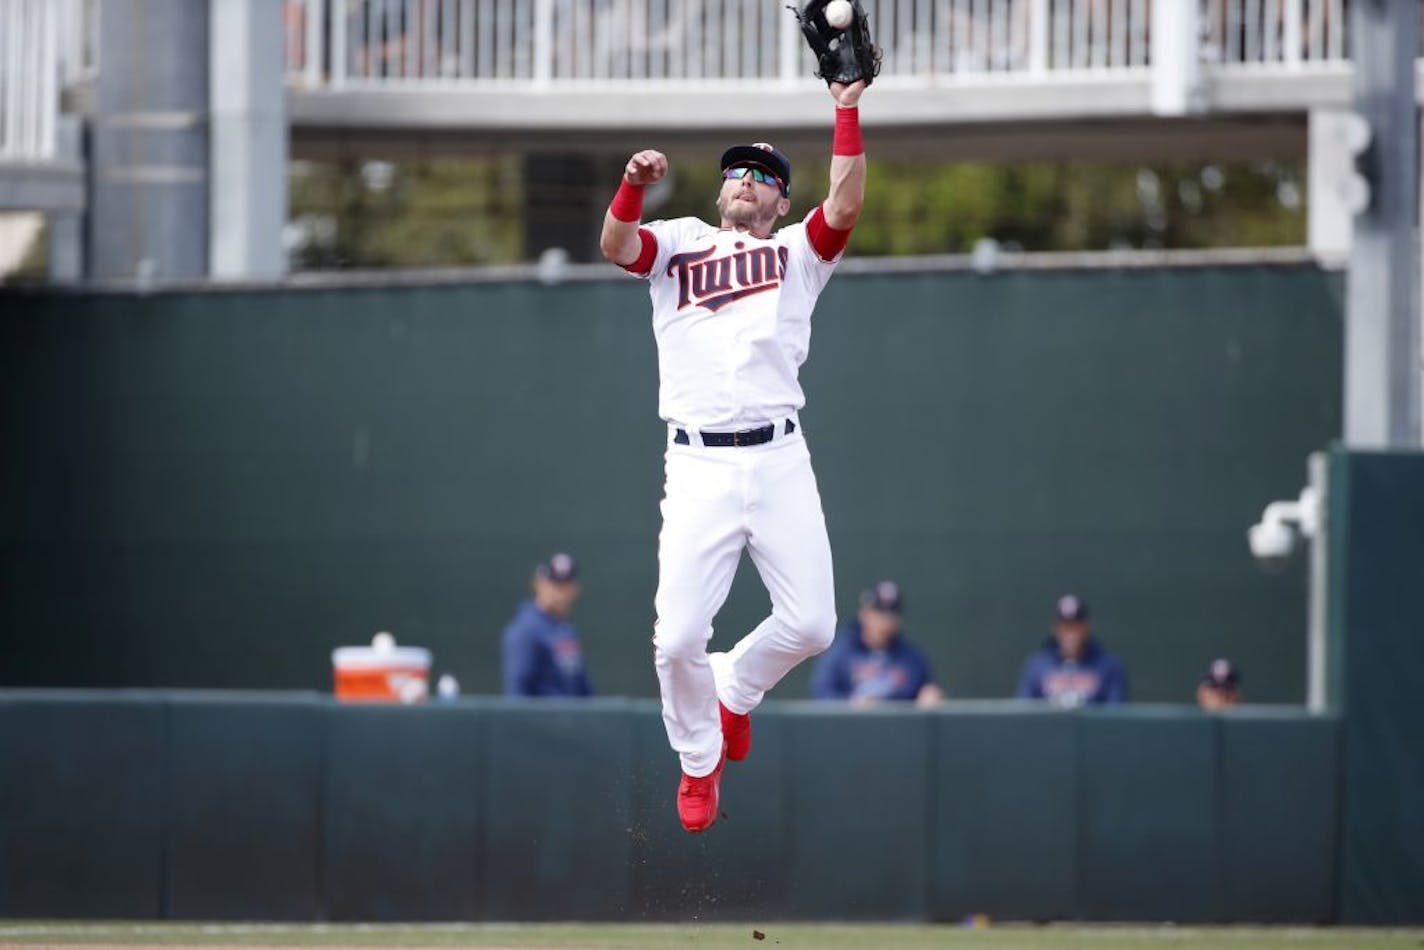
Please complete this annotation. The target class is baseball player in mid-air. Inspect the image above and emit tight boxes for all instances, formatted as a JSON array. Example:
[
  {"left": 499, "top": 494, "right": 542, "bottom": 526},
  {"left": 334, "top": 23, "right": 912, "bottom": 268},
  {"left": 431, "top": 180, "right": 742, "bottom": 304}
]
[{"left": 598, "top": 77, "right": 869, "bottom": 832}]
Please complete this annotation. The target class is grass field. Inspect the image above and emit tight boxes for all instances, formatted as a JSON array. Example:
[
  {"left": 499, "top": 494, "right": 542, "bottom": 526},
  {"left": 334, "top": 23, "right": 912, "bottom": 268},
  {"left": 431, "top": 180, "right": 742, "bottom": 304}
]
[{"left": 0, "top": 922, "right": 1420, "bottom": 950}]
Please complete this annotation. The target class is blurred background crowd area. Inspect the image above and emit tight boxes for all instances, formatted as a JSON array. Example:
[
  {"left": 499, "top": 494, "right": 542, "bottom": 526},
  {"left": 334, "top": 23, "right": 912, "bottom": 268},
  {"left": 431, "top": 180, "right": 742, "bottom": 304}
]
[{"left": 0, "top": 0, "right": 1356, "bottom": 281}]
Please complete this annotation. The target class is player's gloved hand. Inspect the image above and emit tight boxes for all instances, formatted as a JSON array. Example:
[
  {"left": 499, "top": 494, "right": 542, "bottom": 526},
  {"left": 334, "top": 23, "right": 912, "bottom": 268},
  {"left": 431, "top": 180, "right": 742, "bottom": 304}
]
[{"left": 790, "top": 0, "right": 882, "bottom": 88}]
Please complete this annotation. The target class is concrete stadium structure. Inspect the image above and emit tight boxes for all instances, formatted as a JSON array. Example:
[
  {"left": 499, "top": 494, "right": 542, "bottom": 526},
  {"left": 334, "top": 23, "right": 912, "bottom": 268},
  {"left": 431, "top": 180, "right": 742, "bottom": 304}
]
[{"left": 0, "top": 0, "right": 1414, "bottom": 279}]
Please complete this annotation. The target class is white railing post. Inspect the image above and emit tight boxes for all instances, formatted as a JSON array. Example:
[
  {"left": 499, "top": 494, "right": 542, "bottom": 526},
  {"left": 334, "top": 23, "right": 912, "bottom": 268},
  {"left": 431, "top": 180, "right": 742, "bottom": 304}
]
[
  {"left": 5, "top": 0, "right": 21, "bottom": 159},
  {"left": 779, "top": 1, "right": 800, "bottom": 85},
  {"left": 1284, "top": 0, "right": 1303, "bottom": 66},
  {"left": 1151, "top": 0, "right": 1200, "bottom": 114},
  {"left": 4, "top": 0, "right": 17, "bottom": 158},
  {"left": 1328, "top": 0, "right": 1344, "bottom": 59},
  {"left": 5, "top": 0, "right": 19, "bottom": 158},
  {"left": 330, "top": 0, "right": 347, "bottom": 86},
  {"left": 19, "top": 0, "right": 45, "bottom": 159},
  {"left": 38, "top": 0, "right": 56, "bottom": 158},
  {"left": 303, "top": 0, "right": 321, "bottom": 86},
  {"left": 533, "top": 0, "right": 553, "bottom": 87},
  {"left": 1130, "top": 0, "right": 1147, "bottom": 66},
  {"left": 1028, "top": 0, "right": 1049, "bottom": 72}
]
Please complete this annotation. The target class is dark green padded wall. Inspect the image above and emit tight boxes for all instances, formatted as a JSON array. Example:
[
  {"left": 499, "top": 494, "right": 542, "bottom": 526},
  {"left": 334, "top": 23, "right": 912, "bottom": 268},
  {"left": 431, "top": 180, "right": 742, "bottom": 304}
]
[
  {"left": 1075, "top": 712, "right": 1218, "bottom": 921},
  {"left": 1328, "top": 450, "right": 1424, "bottom": 924},
  {"left": 0, "top": 694, "right": 166, "bottom": 917},
  {"left": 323, "top": 702, "right": 487, "bottom": 919},
  {"left": 930, "top": 708, "right": 1076, "bottom": 921},
  {"left": 0, "top": 694, "right": 1341, "bottom": 923},
  {"left": 1219, "top": 712, "right": 1338, "bottom": 922},
  {"left": 808, "top": 266, "right": 1339, "bottom": 705},
  {"left": 165, "top": 693, "right": 325, "bottom": 919},
  {"left": 0, "top": 266, "right": 1340, "bottom": 701}
]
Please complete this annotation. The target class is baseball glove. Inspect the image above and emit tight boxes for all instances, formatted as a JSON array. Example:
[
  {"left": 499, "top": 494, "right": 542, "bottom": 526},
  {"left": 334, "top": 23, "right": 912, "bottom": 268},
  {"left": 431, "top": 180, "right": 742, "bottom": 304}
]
[{"left": 789, "top": 0, "right": 882, "bottom": 87}]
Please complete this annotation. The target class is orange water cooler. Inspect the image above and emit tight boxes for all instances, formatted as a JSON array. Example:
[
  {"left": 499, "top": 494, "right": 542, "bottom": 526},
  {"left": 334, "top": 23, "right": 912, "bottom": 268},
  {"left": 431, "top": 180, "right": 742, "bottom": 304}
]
[{"left": 332, "top": 634, "right": 431, "bottom": 702}]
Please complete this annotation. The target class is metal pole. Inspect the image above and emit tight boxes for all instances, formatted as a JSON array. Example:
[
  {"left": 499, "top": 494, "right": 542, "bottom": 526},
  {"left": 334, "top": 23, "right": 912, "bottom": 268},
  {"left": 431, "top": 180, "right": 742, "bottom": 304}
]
[
  {"left": 1306, "top": 451, "right": 1329, "bottom": 713},
  {"left": 1345, "top": 0, "right": 1421, "bottom": 447},
  {"left": 88, "top": 0, "right": 209, "bottom": 280},
  {"left": 210, "top": 0, "right": 287, "bottom": 280}
]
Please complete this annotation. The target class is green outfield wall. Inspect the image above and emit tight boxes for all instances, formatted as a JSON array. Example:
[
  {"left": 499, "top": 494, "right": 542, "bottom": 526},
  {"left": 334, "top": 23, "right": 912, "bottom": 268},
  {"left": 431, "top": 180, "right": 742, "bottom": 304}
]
[
  {"left": 1326, "top": 449, "right": 1424, "bottom": 925},
  {"left": 0, "top": 264, "right": 1340, "bottom": 701},
  {"left": 0, "top": 694, "right": 1339, "bottom": 923}
]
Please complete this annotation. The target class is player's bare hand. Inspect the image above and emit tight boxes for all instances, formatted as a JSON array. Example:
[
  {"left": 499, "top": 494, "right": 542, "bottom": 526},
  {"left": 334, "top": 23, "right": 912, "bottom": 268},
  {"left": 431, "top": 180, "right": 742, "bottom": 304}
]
[
  {"left": 625, "top": 150, "right": 668, "bottom": 186},
  {"left": 830, "top": 80, "right": 866, "bottom": 109}
]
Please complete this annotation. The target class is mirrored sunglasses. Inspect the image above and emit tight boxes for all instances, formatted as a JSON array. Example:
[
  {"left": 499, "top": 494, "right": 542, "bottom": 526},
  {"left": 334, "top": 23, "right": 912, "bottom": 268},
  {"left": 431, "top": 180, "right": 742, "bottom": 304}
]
[{"left": 723, "top": 166, "right": 783, "bottom": 190}]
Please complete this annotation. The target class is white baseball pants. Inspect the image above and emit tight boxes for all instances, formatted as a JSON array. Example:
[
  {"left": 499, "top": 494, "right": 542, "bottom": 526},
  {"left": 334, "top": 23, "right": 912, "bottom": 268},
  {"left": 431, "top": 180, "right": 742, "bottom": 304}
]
[{"left": 652, "top": 428, "right": 837, "bottom": 777}]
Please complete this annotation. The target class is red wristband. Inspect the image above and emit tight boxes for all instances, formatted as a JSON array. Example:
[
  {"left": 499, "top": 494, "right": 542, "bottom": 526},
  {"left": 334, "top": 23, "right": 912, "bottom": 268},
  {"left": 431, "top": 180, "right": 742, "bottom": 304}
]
[
  {"left": 609, "top": 179, "right": 645, "bottom": 223},
  {"left": 833, "top": 106, "right": 863, "bottom": 156}
]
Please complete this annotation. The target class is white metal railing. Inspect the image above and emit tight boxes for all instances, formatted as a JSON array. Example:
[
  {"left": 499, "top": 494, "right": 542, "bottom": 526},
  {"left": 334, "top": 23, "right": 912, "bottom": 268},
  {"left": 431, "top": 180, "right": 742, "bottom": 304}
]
[
  {"left": 283, "top": 0, "right": 1363, "bottom": 88},
  {"left": 1, "top": 0, "right": 59, "bottom": 161},
  {"left": 1200, "top": 0, "right": 1347, "bottom": 67}
]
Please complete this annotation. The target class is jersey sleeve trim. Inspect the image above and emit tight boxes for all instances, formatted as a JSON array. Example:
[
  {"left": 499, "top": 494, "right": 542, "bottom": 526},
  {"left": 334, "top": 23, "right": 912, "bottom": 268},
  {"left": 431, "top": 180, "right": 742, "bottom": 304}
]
[
  {"left": 806, "top": 203, "right": 852, "bottom": 262},
  {"left": 620, "top": 227, "right": 659, "bottom": 276}
]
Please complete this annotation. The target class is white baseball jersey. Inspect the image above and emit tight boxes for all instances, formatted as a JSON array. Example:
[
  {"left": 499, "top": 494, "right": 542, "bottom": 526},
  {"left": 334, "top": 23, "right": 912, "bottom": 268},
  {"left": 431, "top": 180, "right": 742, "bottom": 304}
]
[
  {"left": 633, "top": 211, "right": 839, "bottom": 430},
  {"left": 629, "top": 208, "right": 844, "bottom": 780}
]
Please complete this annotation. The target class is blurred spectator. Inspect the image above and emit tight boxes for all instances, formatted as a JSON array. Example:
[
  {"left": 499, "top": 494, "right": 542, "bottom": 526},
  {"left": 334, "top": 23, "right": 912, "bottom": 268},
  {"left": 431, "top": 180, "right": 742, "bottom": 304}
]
[
  {"left": 1015, "top": 594, "right": 1128, "bottom": 707},
  {"left": 501, "top": 552, "right": 594, "bottom": 697},
  {"left": 1196, "top": 657, "right": 1241, "bottom": 710},
  {"left": 811, "top": 580, "right": 944, "bottom": 707}
]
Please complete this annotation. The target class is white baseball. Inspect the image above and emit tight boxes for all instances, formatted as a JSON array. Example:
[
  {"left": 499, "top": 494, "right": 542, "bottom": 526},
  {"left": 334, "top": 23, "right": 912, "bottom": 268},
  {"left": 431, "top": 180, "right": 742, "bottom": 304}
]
[{"left": 825, "top": 0, "right": 853, "bottom": 29}]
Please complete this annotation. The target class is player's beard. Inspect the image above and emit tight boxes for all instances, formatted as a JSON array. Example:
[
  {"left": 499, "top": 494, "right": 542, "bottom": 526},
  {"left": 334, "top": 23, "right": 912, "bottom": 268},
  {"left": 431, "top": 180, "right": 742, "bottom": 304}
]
[{"left": 717, "top": 192, "right": 777, "bottom": 234}]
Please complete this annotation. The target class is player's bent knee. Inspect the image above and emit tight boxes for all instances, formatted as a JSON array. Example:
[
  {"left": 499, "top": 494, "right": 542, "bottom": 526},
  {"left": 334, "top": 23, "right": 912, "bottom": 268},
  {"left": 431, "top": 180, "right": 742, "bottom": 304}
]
[
  {"left": 797, "top": 609, "right": 837, "bottom": 655},
  {"left": 653, "top": 620, "right": 712, "bottom": 662}
]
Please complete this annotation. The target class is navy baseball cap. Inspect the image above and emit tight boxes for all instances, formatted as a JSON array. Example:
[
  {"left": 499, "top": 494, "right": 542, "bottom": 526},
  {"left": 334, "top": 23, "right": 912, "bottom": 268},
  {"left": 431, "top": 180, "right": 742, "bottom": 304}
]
[
  {"left": 536, "top": 552, "right": 579, "bottom": 583},
  {"left": 1201, "top": 657, "right": 1240, "bottom": 690},
  {"left": 1054, "top": 594, "right": 1090, "bottom": 622},
  {"left": 720, "top": 142, "right": 792, "bottom": 197},
  {"left": 859, "top": 580, "right": 903, "bottom": 615}
]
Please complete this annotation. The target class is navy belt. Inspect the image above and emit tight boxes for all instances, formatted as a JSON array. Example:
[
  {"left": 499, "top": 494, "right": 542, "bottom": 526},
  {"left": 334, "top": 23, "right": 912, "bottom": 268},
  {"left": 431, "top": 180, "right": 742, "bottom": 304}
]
[{"left": 675, "top": 419, "right": 796, "bottom": 447}]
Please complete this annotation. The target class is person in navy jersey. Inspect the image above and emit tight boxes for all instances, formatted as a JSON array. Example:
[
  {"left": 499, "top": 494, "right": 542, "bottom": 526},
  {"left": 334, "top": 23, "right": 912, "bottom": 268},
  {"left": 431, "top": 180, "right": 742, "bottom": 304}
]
[
  {"left": 810, "top": 580, "right": 943, "bottom": 707},
  {"left": 501, "top": 552, "right": 594, "bottom": 698},
  {"left": 1015, "top": 594, "right": 1128, "bottom": 707}
]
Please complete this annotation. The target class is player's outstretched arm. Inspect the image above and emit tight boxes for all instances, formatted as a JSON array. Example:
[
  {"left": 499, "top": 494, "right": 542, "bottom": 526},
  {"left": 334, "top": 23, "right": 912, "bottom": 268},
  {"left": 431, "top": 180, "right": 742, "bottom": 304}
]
[
  {"left": 822, "top": 81, "right": 867, "bottom": 231},
  {"left": 599, "top": 149, "right": 668, "bottom": 267}
]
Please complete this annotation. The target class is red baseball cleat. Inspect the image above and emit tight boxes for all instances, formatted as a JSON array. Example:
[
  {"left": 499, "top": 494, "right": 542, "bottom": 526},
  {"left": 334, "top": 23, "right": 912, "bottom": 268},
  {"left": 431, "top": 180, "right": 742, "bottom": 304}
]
[
  {"left": 720, "top": 701, "right": 751, "bottom": 761},
  {"left": 677, "top": 755, "right": 724, "bottom": 833}
]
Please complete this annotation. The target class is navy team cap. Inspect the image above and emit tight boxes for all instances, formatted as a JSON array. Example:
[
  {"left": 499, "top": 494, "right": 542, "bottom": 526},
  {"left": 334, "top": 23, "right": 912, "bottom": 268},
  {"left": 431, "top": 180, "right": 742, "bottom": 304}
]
[
  {"left": 720, "top": 142, "right": 792, "bottom": 197},
  {"left": 1055, "top": 594, "right": 1090, "bottom": 622},
  {"left": 1201, "top": 657, "right": 1241, "bottom": 690},
  {"left": 860, "top": 580, "right": 903, "bottom": 615},
  {"left": 537, "top": 552, "right": 579, "bottom": 583}
]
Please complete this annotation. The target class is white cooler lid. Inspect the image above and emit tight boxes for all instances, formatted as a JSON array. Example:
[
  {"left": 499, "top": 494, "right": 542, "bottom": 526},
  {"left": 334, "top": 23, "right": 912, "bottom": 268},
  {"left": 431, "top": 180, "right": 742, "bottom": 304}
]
[{"left": 332, "top": 645, "right": 432, "bottom": 670}]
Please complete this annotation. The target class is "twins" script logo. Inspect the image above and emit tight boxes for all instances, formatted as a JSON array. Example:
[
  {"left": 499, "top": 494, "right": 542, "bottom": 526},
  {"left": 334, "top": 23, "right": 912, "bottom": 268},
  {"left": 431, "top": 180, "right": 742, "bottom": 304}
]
[{"left": 667, "top": 242, "right": 790, "bottom": 312}]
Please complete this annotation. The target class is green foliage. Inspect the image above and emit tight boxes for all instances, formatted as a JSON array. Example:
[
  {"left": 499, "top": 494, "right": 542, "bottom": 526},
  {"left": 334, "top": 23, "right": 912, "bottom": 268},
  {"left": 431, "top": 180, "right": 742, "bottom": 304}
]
[
  {"left": 850, "top": 160, "right": 1304, "bottom": 254},
  {"left": 288, "top": 157, "right": 525, "bottom": 269},
  {"left": 286, "top": 155, "right": 1305, "bottom": 269}
]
